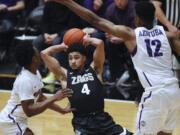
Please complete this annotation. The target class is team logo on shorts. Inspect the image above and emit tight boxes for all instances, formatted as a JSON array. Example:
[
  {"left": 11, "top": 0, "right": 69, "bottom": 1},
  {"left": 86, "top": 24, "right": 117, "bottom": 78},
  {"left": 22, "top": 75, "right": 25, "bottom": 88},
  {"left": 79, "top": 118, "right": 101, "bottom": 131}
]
[{"left": 140, "top": 120, "right": 146, "bottom": 127}]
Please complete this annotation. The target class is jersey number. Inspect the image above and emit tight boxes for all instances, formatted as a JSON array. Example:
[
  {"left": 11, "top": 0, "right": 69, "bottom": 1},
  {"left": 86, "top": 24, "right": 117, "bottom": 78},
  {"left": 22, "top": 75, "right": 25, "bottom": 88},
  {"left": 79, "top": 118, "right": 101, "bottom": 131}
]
[
  {"left": 144, "top": 39, "right": 163, "bottom": 57},
  {"left": 81, "top": 84, "right": 90, "bottom": 95}
]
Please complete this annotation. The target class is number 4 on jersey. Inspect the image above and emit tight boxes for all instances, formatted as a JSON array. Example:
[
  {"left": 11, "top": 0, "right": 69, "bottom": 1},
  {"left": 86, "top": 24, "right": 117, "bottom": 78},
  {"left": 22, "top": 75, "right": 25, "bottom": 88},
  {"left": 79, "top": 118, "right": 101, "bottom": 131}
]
[{"left": 81, "top": 84, "right": 90, "bottom": 95}]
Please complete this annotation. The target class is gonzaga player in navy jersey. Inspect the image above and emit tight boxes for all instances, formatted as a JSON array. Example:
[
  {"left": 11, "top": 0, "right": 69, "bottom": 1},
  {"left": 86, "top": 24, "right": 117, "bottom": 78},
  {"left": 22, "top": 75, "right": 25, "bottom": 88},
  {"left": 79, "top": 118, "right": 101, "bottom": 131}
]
[
  {"left": 52, "top": 0, "right": 180, "bottom": 135},
  {"left": 41, "top": 36, "right": 133, "bottom": 135},
  {"left": 67, "top": 66, "right": 104, "bottom": 115}
]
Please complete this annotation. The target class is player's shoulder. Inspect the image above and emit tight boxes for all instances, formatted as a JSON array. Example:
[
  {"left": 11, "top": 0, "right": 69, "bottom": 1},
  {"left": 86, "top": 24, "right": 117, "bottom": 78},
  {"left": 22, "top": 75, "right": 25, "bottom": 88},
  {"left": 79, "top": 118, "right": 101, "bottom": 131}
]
[{"left": 16, "top": 69, "right": 34, "bottom": 83}]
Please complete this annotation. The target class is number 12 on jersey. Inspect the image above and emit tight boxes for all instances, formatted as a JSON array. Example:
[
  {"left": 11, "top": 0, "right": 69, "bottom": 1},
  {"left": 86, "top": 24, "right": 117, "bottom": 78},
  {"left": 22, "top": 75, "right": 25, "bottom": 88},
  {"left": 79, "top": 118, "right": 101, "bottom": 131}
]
[{"left": 144, "top": 39, "right": 163, "bottom": 57}]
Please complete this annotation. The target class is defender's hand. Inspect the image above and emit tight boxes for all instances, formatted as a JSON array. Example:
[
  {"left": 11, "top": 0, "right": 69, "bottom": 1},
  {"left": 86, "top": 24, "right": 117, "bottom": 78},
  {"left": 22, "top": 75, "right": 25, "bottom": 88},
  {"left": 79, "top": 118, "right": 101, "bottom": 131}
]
[{"left": 54, "top": 88, "right": 73, "bottom": 101}]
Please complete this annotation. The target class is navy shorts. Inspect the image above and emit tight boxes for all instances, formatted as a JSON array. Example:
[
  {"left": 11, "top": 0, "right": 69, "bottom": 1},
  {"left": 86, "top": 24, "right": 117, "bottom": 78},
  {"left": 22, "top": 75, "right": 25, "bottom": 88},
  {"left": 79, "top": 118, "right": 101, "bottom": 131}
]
[{"left": 72, "top": 111, "right": 133, "bottom": 135}]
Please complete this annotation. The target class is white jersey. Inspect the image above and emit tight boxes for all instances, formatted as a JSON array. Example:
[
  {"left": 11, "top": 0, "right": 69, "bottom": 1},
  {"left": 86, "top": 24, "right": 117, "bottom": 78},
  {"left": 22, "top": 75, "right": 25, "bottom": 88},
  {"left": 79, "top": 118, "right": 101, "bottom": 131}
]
[
  {"left": 0, "top": 68, "right": 44, "bottom": 123},
  {"left": 132, "top": 25, "right": 178, "bottom": 89}
]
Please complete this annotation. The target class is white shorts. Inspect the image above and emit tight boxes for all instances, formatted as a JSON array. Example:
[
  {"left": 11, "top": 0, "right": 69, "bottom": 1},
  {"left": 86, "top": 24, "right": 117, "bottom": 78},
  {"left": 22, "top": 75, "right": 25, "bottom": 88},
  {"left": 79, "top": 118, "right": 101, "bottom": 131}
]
[
  {"left": 135, "top": 82, "right": 180, "bottom": 135},
  {"left": 0, "top": 120, "right": 27, "bottom": 135}
]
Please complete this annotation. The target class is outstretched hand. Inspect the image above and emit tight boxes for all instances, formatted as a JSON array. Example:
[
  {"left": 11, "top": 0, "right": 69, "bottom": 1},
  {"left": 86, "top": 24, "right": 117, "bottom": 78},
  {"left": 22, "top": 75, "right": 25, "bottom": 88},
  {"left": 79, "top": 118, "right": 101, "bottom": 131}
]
[{"left": 54, "top": 88, "right": 73, "bottom": 101}]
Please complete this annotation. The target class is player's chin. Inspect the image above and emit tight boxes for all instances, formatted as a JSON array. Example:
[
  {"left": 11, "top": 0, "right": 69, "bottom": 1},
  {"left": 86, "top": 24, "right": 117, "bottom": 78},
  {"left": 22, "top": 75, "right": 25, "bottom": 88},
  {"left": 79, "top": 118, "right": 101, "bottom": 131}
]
[{"left": 71, "top": 66, "right": 78, "bottom": 70}]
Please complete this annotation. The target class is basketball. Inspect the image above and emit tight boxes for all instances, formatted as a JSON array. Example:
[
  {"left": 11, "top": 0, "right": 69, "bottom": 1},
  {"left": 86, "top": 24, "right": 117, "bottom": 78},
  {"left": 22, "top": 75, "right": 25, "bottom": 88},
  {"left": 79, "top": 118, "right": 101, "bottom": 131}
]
[{"left": 63, "top": 28, "right": 85, "bottom": 46}]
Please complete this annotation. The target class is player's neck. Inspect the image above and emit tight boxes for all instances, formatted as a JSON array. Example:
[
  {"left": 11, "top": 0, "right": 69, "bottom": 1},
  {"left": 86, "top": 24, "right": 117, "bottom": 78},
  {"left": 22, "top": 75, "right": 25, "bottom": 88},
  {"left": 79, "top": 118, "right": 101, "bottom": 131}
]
[
  {"left": 137, "top": 19, "right": 153, "bottom": 29},
  {"left": 144, "top": 24, "right": 153, "bottom": 29},
  {"left": 26, "top": 65, "right": 37, "bottom": 75},
  {"left": 141, "top": 22, "right": 153, "bottom": 29}
]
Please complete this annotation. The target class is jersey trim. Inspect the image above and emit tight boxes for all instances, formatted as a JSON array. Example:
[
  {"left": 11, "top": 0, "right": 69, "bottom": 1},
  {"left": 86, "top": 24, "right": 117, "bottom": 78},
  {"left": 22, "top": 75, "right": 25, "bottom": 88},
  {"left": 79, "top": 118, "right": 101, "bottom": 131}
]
[
  {"left": 138, "top": 91, "right": 152, "bottom": 130},
  {"left": 8, "top": 114, "right": 23, "bottom": 135},
  {"left": 143, "top": 72, "right": 152, "bottom": 87},
  {"left": 7, "top": 104, "right": 23, "bottom": 134}
]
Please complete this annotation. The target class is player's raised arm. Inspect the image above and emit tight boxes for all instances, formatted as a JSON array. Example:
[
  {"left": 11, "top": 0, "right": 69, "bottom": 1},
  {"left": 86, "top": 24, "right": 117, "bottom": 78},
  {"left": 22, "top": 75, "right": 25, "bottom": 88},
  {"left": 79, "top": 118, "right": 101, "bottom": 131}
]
[
  {"left": 172, "top": 38, "right": 180, "bottom": 55},
  {"left": 166, "top": 31, "right": 180, "bottom": 55},
  {"left": 53, "top": 0, "right": 134, "bottom": 42},
  {"left": 41, "top": 43, "right": 68, "bottom": 81},
  {"left": 83, "top": 36, "right": 105, "bottom": 76}
]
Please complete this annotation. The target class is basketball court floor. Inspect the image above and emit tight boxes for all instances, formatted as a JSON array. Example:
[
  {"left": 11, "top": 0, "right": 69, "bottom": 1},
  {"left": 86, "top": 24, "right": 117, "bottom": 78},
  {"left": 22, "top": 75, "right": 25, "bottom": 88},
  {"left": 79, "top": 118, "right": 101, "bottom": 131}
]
[{"left": 0, "top": 90, "right": 180, "bottom": 135}]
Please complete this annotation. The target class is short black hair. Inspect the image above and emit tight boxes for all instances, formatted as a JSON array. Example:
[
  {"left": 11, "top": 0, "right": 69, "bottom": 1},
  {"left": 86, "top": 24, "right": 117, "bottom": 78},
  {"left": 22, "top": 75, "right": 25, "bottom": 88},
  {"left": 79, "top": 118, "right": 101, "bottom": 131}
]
[
  {"left": 15, "top": 42, "right": 35, "bottom": 67},
  {"left": 67, "top": 44, "right": 87, "bottom": 56},
  {"left": 135, "top": 1, "right": 155, "bottom": 23}
]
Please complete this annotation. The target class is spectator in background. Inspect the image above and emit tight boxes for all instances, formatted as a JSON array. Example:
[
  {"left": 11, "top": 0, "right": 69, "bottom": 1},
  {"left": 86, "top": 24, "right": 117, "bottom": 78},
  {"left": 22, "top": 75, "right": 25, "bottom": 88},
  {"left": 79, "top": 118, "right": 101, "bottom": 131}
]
[
  {"left": 105, "top": 0, "right": 137, "bottom": 82},
  {"left": 83, "top": 0, "right": 113, "bottom": 18},
  {"left": 0, "top": 0, "right": 25, "bottom": 32}
]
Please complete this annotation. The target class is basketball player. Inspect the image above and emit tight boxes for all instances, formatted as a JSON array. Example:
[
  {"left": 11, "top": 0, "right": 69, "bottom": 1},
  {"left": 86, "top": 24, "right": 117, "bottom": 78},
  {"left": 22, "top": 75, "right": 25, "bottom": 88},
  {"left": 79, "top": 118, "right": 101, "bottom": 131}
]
[
  {"left": 0, "top": 43, "right": 73, "bottom": 135},
  {"left": 51, "top": 0, "right": 180, "bottom": 135},
  {"left": 41, "top": 36, "right": 133, "bottom": 135}
]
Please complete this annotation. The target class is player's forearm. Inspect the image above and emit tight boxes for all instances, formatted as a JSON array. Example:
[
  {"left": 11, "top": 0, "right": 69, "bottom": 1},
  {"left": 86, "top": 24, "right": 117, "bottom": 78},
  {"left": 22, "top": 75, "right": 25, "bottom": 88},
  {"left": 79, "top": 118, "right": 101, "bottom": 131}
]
[
  {"left": 153, "top": 1, "right": 172, "bottom": 28},
  {"left": 41, "top": 44, "right": 64, "bottom": 68},
  {"left": 41, "top": 44, "right": 65, "bottom": 56},
  {"left": 48, "top": 103, "right": 66, "bottom": 114},
  {"left": 37, "top": 92, "right": 69, "bottom": 114},
  {"left": 172, "top": 38, "right": 180, "bottom": 55},
  {"left": 27, "top": 96, "right": 57, "bottom": 117},
  {"left": 41, "top": 45, "right": 67, "bottom": 78},
  {"left": 91, "top": 38, "right": 105, "bottom": 65},
  {"left": 89, "top": 38, "right": 105, "bottom": 74}
]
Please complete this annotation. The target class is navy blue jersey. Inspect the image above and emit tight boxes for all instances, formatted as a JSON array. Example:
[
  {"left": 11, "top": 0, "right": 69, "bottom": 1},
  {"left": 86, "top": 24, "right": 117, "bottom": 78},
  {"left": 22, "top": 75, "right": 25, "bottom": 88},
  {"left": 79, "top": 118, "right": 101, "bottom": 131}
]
[{"left": 67, "top": 67, "right": 104, "bottom": 115}]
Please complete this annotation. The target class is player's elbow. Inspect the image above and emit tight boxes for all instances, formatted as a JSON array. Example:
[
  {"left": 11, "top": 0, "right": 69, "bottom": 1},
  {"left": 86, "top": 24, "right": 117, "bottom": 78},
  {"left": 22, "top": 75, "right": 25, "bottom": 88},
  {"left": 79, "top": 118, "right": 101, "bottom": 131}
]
[
  {"left": 40, "top": 51, "right": 49, "bottom": 62},
  {"left": 25, "top": 111, "right": 34, "bottom": 117},
  {"left": 40, "top": 51, "right": 46, "bottom": 58},
  {"left": 25, "top": 110, "right": 43, "bottom": 117},
  {"left": 23, "top": 107, "right": 39, "bottom": 117}
]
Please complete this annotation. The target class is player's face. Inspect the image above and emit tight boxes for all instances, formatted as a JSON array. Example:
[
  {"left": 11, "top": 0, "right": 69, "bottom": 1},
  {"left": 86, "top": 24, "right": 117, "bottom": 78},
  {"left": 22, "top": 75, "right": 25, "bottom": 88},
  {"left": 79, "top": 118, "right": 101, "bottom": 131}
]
[
  {"left": 68, "top": 52, "right": 86, "bottom": 70},
  {"left": 114, "top": 0, "right": 128, "bottom": 9}
]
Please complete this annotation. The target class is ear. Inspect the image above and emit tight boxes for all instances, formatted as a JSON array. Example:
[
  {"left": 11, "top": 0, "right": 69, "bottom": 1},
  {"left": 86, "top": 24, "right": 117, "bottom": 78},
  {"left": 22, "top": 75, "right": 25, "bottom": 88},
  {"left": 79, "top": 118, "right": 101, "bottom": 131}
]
[
  {"left": 32, "top": 55, "right": 37, "bottom": 63},
  {"left": 83, "top": 56, "right": 87, "bottom": 63}
]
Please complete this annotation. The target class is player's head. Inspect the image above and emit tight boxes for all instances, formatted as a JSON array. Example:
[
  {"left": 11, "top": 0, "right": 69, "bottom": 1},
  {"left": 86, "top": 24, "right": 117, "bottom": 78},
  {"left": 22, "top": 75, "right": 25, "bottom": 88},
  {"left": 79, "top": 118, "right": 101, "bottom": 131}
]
[
  {"left": 15, "top": 42, "right": 41, "bottom": 68},
  {"left": 135, "top": 1, "right": 155, "bottom": 28},
  {"left": 67, "top": 44, "right": 87, "bottom": 70}
]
